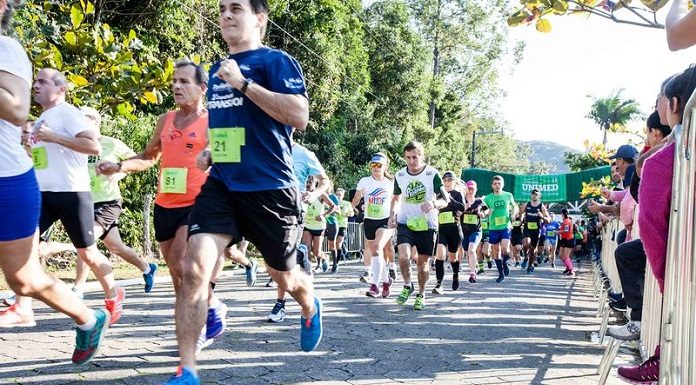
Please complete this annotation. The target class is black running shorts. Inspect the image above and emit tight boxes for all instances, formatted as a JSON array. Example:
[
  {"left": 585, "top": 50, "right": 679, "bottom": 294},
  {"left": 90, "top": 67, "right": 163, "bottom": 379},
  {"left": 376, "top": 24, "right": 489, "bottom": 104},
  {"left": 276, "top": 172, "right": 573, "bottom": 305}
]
[
  {"left": 154, "top": 204, "right": 192, "bottom": 242},
  {"left": 396, "top": 223, "right": 437, "bottom": 256},
  {"left": 437, "top": 224, "right": 463, "bottom": 253},
  {"left": 364, "top": 218, "right": 389, "bottom": 241},
  {"left": 559, "top": 238, "right": 575, "bottom": 249},
  {"left": 40, "top": 191, "right": 95, "bottom": 249},
  {"left": 188, "top": 177, "right": 302, "bottom": 272},
  {"left": 94, "top": 200, "right": 122, "bottom": 240},
  {"left": 524, "top": 230, "right": 541, "bottom": 249}
]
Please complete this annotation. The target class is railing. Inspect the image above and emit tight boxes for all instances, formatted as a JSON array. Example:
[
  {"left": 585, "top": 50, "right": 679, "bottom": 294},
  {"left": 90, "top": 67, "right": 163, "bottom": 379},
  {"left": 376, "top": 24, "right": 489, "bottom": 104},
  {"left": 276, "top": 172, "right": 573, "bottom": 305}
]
[
  {"left": 321, "top": 222, "right": 364, "bottom": 256},
  {"left": 659, "top": 90, "right": 696, "bottom": 384}
]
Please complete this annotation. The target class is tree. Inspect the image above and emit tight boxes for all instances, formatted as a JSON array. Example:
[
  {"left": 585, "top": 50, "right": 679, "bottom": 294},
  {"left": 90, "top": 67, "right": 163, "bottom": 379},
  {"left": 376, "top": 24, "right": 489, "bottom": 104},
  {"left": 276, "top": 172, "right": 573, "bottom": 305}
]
[
  {"left": 586, "top": 89, "right": 643, "bottom": 146},
  {"left": 564, "top": 140, "right": 612, "bottom": 171},
  {"left": 507, "top": 0, "right": 672, "bottom": 32}
]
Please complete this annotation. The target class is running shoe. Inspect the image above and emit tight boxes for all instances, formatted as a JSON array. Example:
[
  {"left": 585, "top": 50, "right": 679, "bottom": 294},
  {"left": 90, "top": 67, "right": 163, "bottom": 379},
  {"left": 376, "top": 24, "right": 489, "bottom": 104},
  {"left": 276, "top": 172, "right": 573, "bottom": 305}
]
[
  {"left": 359, "top": 271, "right": 370, "bottom": 283},
  {"left": 300, "top": 297, "right": 323, "bottom": 352},
  {"left": 265, "top": 277, "right": 276, "bottom": 287},
  {"left": 321, "top": 258, "right": 329, "bottom": 273},
  {"left": 144, "top": 263, "right": 158, "bottom": 293},
  {"left": 452, "top": 275, "right": 459, "bottom": 291},
  {"left": 608, "top": 291, "right": 624, "bottom": 303},
  {"left": 396, "top": 284, "right": 414, "bottom": 305},
  {"left": 469, "top": 273, "right": 477, "bottom": 283},
  {"left": 568, "top": 270, "right": 576, "bottom": 277},
  {"left": 195, "top": 326, "right": 214, "bottom": 356},
  {"left": 206, "top": 302, "right": 228, "bottom": 339},
  {"left": 514, "top": 261, "right": 520, "bottom": 268},
  {"left": 366, "top": 284, "right": 379, "bottom": 297},
  {"left": 486, "top": 258, "right": 492, "bottom": 269},
  {"left": 245, "top": 259, "right": 258, "bottom": 287},
  {"left": 432, "top": 285, "right": 444, "bottom": 295},
  {"left": 389, "top": 269, "right": 396, "bottom": 281},
  {"left": 104, "top": 287, "right": 125, "bottom": 325},
  {"left": 477, "top": 263, "right": 484, "bottom": 275},
  {"left": 502, "top": 257, "right": 510, "bottom": 276},
  {"left": 72, "top": 286, "right": 84, "bottom": 301},
  {"left": 298, "top": 244, "right": 312, "bottom": 276},
  {"left": 159, "top": 367, "right": 200, "bottom": 385},
  {"left": 267, "top": 301, "right": 286, "bottom": 323},
  {"left": 0, "top": 304, "right": 36, "bottom": 328},
  {"left": 2, "top": 294, "right": 16, "bottom": 307},
  {"left": 381, "top": 278, "right": 393, "bottom": 298},
  {"left": 617, "top": 353, "right": 659, "bottom": 384},
  {"left": 607, "top": 321, "right": 641, "bottom": 341},
  {"left": 521, "top": 259, "right": 528, "bottom": 269},
  {"left": 609, "top": 299, "right": 628, "bottom": 312},
  {"left": 496, "top": 275, "right": 505, "bottom": 283},
  {"left": 413, "top": 294, "right": 425, "bottom": 310},
  {"left": 551, "top": 262, "right": 556, "bottom": 268},
  {"left": 72, "top": 308, "right": 109, "bottom": 364},
  {"left": 526, "top": 266, "right": 534, "bottom": 275},
  {"left": 562, "top": 269, "right": 570, "bottom": 275}
]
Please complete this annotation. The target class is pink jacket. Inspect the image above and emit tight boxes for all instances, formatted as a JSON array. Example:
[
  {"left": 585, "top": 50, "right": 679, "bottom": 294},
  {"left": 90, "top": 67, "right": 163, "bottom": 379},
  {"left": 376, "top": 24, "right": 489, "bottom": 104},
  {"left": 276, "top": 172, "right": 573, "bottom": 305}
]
[
  {"left": 610, "top": 189, "right": 636, "bottom": 240},
  {"left": 638, "top": 141, "right": 675, "bottom": 293}
]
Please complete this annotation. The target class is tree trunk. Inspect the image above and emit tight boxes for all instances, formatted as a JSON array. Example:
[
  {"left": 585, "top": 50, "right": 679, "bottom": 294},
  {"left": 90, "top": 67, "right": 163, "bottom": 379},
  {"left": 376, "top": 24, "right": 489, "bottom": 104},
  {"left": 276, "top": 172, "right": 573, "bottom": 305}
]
[
  {"left": 428, "top": 0, "right": 443, "bottom": 131},
  {"left": 602, "top": 129, "right": 608, "bottom": 146},
  {"left": 142, "top": 193, "right": 153, "bottom": 261}
]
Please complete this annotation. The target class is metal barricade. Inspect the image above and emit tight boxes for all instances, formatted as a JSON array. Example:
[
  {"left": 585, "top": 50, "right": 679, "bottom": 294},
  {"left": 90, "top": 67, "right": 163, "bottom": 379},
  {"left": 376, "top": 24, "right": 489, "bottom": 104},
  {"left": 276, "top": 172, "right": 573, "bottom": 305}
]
[
  {"left": 660, "top": 94, "right": 696, "bottom": 385},
  {"left": 322, "top": 222, "right": 364, "bottom": 257}
]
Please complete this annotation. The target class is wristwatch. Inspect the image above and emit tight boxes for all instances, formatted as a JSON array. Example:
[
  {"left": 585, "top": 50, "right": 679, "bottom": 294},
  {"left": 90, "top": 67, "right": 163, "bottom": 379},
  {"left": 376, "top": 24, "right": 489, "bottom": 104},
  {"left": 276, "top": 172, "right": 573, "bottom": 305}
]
[{"left": 240, "top": 78, "right": 254, "bottom": 94}]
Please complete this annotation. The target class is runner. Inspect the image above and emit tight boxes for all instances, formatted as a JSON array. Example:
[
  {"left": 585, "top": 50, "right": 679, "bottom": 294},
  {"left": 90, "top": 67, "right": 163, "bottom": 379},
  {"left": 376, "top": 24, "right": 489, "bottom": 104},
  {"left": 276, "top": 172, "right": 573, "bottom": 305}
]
[
  {"left": 390, "top": 141, "right": 448, "bottom": 310},
  {"left": 573, "top": 220, "right": 584, "bottom": 263},
  {"left": 303, "top": 176, "right": 337, "bottom": 272},
  {"left": 71, "top": 106, "right": 157, "bottom": 295},
  {"left": 98, "top": 61, "right": 227, "bottom": 350},
  {"left": 511, "top": 208, "right": 524, "bottom": 268},
  {"left": 353, "top": 152, "right": 395, "bottom": 298},
  {"left": 483, "top": 176, "right": 517, "bottom": 283},
  {"left": 160, "top": 1, "right": 323, "bottom": 381},
  {"left": 557, "top": 208, "right": 576, "bottom": 277},
  {"left": 0, "top": 1, "right": 108, "bottom": 363},
  {"left": 7, "top": 68, "right": 126, "bottom": 328},
  {"left": 460, "top": 180, "right": 488, "bottom": 284},
  {"left": 476, "top": 216, "right": 491, "bottom": 274},
  {"left": 537, "top": 221, "right": 548, "bottom": 263},
  {"left": 544, "top": 215, "right": 561, "bottom": 268},
  {"left": 334, "top": 188, "right": 355, "bottom": 265},
  {"left": 324, "top": 186, "right": 341, "bottom": 273},
  {"left": 432, "top": 171, "right": 465, "bottom": 294},
  {"left": 521, "top": 189, "right": 550, "bottom": 274},
  {"left": 267, "top": 129, "right": 329, "bottom": 323}
]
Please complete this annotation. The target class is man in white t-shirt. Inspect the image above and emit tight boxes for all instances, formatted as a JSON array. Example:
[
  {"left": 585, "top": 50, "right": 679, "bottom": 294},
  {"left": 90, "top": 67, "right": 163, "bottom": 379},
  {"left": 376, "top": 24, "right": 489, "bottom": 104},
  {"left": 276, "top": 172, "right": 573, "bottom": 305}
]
[
  {"left": 7, "top": 68, "right": 125, "bottom": 327},
  {"left": 0, "top": 0, "right": 109, "bottom": 365}
]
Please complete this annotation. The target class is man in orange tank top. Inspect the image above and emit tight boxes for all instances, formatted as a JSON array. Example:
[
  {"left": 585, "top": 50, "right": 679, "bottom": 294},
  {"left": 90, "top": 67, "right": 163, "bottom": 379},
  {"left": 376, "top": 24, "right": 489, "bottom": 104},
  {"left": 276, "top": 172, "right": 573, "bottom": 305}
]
[{"left": 97, "top": 61, "right": 230, "bottom": 353}]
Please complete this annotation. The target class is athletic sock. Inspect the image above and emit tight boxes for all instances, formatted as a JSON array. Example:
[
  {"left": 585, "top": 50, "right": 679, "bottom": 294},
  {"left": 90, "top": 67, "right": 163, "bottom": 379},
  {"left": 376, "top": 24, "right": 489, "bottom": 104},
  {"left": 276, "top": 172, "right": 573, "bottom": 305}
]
[
  {"left": 502, "top": 254, "right": 510, "bottom": 265},
  {"left": 142, "top": 264, "right": 151, "bottom": 275},
  {"left": 331, "top": 250, "right": 338, "bottom": 270},
  {"left": 435, "top": 260, "right": 445, "bottom": 284},
  {"left": 76, "top": 309, "right": 97, "bottom": 331},
  {"left": 370, "top": 256, "right": 382, "bottom": 285},
  {"left": 451, "top": 261, "right": 460, "bottom": 277},
  {"left": 494, "top": 259, "right": 504, "bottom": 277}
]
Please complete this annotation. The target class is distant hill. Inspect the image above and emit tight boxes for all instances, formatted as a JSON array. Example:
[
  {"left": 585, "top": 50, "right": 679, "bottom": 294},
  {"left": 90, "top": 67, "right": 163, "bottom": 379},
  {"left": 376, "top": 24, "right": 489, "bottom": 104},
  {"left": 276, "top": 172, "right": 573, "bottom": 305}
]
[{"left": 520, "top": 140, "right": 579, "bottom": 173}]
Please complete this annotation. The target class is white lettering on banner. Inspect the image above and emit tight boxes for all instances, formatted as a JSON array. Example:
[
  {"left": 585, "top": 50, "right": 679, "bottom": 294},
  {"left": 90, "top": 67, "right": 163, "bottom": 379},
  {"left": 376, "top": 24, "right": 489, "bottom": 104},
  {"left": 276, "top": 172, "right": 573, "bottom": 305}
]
[
  {"left": 207, "top": 97, "right": 244, "bottom": 109},
  {"left": 521, "top": 183, "right": 559, "bottom": 192},
  {"left": 212, "top": 83, "right": 233, "bottom": 92}
]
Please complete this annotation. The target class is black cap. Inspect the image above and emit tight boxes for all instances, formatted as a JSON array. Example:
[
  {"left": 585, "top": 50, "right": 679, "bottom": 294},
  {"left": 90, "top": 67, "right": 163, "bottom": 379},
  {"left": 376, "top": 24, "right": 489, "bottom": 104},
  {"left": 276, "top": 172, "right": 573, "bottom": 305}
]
[
  {"left": 531, "top": 189, "right": 540, "bottom": 194},
  {"left": 442, "top": 171, "right": 455, "bottom": 179}
]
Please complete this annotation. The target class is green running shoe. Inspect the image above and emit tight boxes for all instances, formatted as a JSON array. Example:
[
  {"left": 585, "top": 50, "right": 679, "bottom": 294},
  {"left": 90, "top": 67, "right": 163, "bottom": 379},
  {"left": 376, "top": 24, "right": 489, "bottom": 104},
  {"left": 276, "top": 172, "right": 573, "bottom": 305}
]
[
  {"left": 396, "top": 285, "right": 414, "bottom": 305},
  {"left": 413, "top": 295, "right": 425, "bottom": 310}
]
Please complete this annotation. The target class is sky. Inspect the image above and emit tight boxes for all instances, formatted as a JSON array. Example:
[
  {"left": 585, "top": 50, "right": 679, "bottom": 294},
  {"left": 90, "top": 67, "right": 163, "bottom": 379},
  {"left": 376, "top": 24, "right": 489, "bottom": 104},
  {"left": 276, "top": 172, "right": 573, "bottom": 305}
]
[{"left": 500, "top": 8, "right": 696, "bottom": 151}]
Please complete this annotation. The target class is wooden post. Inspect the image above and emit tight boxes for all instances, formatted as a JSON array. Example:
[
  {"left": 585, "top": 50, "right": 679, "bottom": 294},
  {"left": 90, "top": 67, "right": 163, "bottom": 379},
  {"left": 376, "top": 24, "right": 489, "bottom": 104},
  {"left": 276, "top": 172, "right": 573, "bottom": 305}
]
[{"left": 143, "top": 193, "right": 153, "bottom": 261}]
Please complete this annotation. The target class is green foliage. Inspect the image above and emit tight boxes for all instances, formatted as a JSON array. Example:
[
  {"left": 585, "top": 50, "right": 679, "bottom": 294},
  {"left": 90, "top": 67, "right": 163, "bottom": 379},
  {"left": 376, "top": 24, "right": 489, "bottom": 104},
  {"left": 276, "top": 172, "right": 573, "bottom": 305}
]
[
  {"left": 14, "top": 0, "right": 174, "bottom": 119},
  {"left": 586, "top": 89, "right": 643, "bottom": 145},
  {"left": 507, "top": 0, "right": 669, "bottom": 31},
  {"left": 564, "top": 140, "right": 612, "bottom": 171}
]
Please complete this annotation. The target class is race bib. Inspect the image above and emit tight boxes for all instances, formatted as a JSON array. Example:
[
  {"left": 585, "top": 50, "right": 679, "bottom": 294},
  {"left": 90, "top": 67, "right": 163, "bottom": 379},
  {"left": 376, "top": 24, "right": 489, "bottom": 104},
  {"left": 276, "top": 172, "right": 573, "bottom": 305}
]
[
  {"left": 90, "top": 175, "right": 105, "bottom": 193},
  {"left": 494, "top": 216, "right": 507, "bottom": 226},
  {"left": 407, "top": 216, "right": 428, "bottom": 231},
  {"left": 32, "top": 147, "right": 48, "bottom": 170},
  {"left": 481, "top": 222, "right": 488, "bottom": 230},
  {"left": 210, "top": 127, "right": 245, "bottom": 163},
  {"left": 438, "top": 211, "right": 456, "bottom": 224},
  {"left": 512, "top": 220, "right": 521, "bottom": 227},
  {"left": 462, "top": 214, "right": 478, "bottom": 225},
  {"left": 546, "top": 231, "right": 556, "bottom": 237},
  {"left": 367, "top": 203, "right": 385, "bottom": 218},
  {"left": 161, "top": 168, "right": 188, "bottom": 194},
  {"left": 527, "top": 222, "right": 539, "bottom": 230}
]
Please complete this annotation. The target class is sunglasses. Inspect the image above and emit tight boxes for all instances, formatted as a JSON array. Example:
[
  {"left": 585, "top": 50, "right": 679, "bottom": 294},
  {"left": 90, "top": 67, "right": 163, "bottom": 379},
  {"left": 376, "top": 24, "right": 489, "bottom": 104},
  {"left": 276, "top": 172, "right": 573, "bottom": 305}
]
[{"left": 370, "top": 162, "right": 383, "bottom": 168}]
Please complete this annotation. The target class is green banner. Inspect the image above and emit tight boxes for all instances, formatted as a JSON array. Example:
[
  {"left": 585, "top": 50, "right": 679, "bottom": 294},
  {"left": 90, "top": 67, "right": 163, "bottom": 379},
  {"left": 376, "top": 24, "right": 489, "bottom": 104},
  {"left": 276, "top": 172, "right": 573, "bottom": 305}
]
[
  {"left": 514, "top": 174, "right": 566, "bottom": 202},
  {"left": 461, "top": 166, "right": 610, "bottom": 203}
]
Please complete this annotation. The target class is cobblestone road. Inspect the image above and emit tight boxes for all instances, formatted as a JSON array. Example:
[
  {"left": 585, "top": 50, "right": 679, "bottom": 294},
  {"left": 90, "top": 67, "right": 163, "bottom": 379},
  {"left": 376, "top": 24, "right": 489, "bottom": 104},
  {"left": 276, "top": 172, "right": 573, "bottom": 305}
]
[{"left": 0, "top": 260, "right": 636, "bottom": 384}]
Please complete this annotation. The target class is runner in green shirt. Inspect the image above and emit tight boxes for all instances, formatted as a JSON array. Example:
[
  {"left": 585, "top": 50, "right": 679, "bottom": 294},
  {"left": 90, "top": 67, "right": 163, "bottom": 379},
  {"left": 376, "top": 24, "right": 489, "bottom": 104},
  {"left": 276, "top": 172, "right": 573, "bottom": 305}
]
[
  {"left": 477, "top": 216, "right": 491, "bottom": 274},
  {"left": 334, "top": 188, "right": 355, "bottom": 265},
  {"left": 483, "top": 175, "right": 518, "bottom": 283}
]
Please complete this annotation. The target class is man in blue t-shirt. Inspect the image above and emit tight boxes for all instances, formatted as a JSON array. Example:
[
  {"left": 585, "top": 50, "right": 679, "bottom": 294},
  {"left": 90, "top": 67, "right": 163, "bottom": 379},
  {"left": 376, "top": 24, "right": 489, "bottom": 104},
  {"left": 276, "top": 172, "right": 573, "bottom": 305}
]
[{"left": 163, "top": 1, "right": 322, "bottom": 383}]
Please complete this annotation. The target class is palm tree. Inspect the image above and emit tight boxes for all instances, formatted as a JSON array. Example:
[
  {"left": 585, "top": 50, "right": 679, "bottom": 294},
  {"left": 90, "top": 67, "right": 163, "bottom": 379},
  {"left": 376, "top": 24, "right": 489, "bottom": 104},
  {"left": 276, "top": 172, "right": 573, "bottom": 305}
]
[{"left": 586, "top": 89, "right": 643, "bottom": 146}]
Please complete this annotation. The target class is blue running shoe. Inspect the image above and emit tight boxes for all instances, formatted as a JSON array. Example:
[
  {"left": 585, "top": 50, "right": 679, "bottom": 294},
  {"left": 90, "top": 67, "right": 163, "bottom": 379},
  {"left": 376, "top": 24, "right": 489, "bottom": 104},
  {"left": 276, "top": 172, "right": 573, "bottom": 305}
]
[
  {"left": 496, "top": 275, "right": 505, "bottom": 283},
  {"left": 297, "top": 244, "right": 312, "bottom": 276},
  {"left": 245, "top": 259, "right": 258, "bottom": 287},
  {"left": 300, "top": 297, "right": 323, "bottom": 352},
  {"left": 206, "top": 303, "right": 227, "bottom": 340},
  {"left": 72, "top": 308, "right": 110, "bottom": 364},
  {"left": 521, "top": 259, "right": 528, "bottom": 270},
  {"left": 159, "top": 367, "right": 200, "bottom": 385},
  {"left": 144, "top": 263, "right": 157, "bottom": 293}
]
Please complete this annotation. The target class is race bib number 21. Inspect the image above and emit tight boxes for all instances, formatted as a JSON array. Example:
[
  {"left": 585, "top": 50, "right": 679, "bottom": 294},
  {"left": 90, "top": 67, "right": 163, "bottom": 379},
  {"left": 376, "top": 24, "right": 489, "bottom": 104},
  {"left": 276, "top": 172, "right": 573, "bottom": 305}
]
[{"left": 211, "top": 127, "right": 245, "bottom": 163}]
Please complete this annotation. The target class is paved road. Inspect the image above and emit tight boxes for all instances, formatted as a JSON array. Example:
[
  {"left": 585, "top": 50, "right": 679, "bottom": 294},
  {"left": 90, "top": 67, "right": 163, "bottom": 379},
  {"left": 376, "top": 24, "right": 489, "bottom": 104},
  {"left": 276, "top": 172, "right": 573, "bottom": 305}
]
[{"left": 0, "top": 260, "right": 636, "bottom": 384}]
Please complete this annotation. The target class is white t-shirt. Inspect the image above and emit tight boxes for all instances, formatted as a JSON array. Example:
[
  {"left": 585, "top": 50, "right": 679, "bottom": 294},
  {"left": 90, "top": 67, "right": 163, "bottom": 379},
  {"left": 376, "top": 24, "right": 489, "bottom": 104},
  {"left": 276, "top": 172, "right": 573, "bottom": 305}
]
[
  {"left": 394, "top": 165, "right": 443, "bottom": 230},
  {"left": 0, "top": 37, "right": 33, "bottom": 178},
  {"left": 356, "top": 175, "right": 394, "bottom": 220},
  {"left": 31, "top": 103, "right": 92, "bottom": 192}
]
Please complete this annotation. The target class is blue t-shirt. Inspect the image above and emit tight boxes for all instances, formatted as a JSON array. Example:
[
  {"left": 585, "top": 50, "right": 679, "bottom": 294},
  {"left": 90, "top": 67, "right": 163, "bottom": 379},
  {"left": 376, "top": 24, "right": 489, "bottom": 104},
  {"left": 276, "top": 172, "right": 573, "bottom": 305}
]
[
  {"left": 325, "top": 193, "right": 340, "bottom": 225},
  {"left": 207, "top": 47, "right": 307, "bottom": 192},
  {"left": 292, "top": 143, "right": 324, "bottom": 192},
  {"left": 545, "top": 221, "right": 560, "bottom": 240}
]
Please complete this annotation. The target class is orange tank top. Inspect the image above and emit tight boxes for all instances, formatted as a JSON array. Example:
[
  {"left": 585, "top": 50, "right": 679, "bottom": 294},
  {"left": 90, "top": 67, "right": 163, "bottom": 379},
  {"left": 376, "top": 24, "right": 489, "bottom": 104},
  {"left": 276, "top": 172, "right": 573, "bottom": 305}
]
[{"left": 155, "top": 111, "right": 209, "bottom": 208}]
